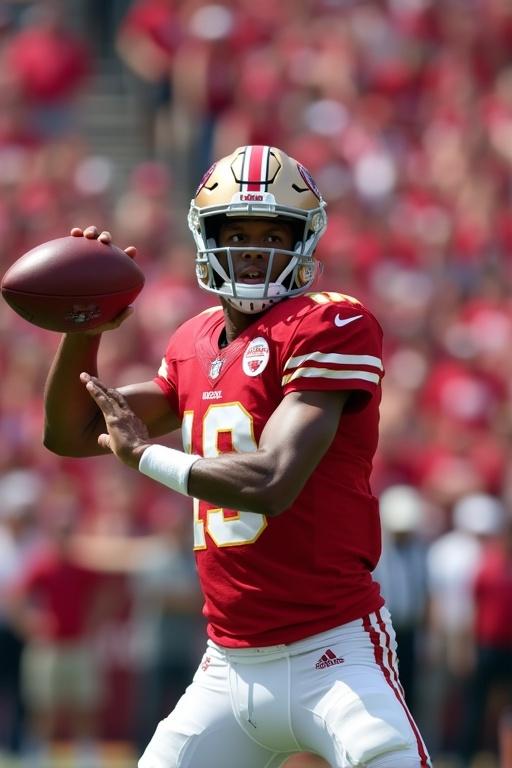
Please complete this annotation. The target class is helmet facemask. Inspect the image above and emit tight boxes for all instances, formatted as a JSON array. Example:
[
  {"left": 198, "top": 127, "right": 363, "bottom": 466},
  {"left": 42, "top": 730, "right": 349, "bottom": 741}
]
[{"left": 188, "top": 146, "right": 327, "bottom": 314}]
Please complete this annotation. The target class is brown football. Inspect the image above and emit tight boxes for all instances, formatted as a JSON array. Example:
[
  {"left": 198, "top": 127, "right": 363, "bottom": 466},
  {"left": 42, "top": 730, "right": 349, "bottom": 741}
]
[{"left": 1, "top": 236, "right": 145, "bottom": 332}]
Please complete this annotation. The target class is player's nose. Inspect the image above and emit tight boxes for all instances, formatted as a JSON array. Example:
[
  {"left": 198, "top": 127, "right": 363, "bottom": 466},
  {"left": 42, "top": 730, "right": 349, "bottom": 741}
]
[{"left": 240, "top": 247, "right": 266, "bottom": 260}]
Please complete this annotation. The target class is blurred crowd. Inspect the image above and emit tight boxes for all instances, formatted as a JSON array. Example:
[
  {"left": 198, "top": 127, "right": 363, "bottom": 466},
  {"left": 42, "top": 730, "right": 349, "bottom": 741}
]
[{"left": 1, "top": 0, "right": 512, "bottom": 766}]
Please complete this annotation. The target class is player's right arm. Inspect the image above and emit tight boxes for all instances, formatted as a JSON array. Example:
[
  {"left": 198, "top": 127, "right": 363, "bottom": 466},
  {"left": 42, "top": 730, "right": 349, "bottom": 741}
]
[
  {"left": 43, "top": 331, "right": 179, "bottom": 457},
  {"left": 43, "top": 227, "right": 180, "bottom": 457}
]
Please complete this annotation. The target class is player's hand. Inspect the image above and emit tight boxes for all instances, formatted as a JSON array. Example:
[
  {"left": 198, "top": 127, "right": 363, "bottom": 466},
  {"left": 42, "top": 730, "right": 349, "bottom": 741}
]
[
  {"left": 80, "top": 372, "right": 150, "bottom": 468},
  {"left": 70, "top": 225, "right": 137, "bottom": 260},
  {"left": 70, "top": 226, "right": 137, "bottom": 335},
  {"left": 81, "top": 305, "right": 134, "bottom": 336}
]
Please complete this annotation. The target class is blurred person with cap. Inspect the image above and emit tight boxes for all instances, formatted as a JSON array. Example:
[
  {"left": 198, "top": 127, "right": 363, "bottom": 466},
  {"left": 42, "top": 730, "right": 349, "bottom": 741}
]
[
  {"left": 425, "top": 492, "right": 505, "bottom": 759},
  {"left": 373, "top": 485, "right": 428, "bottom": 715},
  {"left": 0, "top": 469, "right": 44, "bottom": 759}
]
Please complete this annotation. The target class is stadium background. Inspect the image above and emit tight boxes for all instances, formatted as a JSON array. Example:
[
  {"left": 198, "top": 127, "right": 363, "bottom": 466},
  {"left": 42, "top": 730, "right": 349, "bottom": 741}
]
[{"left": 1, "top": 1, "right": 512, "bottom": 766}]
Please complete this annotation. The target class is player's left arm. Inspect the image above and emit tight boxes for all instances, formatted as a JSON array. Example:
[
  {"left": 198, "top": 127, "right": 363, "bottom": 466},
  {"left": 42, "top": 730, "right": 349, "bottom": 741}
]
[
  {"left": 81, "top": 374, "right": 349, "bottom": 517},
  {"left": 188, "top": 388, "right": 350, "bottom": 516}
]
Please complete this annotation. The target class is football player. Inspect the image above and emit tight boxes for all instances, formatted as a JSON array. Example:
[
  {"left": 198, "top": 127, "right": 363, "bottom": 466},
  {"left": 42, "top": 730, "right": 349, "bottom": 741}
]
[{"left": 44, "top": 146, "right": 431, "bottom": 768}]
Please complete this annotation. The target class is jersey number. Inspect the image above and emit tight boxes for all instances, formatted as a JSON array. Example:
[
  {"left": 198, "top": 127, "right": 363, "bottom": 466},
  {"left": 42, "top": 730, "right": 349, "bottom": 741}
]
[{"left": 182, "top": 404, "right": 268, "bottom": 549}]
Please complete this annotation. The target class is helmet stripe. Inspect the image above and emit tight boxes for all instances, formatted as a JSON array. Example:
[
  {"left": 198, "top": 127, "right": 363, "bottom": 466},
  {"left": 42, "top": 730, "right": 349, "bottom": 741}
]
[{"left": 241, "top": 145, "right": 270, "bottom": 192}]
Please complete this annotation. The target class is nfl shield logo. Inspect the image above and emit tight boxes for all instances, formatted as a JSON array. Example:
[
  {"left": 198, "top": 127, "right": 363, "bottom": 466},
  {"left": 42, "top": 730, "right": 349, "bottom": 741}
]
[{"left": 209, "top": 358, "right": 223, "bottom": 379}]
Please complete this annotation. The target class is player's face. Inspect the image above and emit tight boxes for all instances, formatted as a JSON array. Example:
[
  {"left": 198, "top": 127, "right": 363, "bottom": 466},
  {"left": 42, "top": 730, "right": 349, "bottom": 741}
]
[{"left": 217, "top": 218, "right": 295, "bottom": 283}]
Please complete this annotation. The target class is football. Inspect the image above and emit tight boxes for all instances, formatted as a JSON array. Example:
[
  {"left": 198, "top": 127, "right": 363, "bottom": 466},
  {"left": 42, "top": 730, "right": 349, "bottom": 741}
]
[{"left": 1, "top": 236, "right": 145, "bottom": 332}]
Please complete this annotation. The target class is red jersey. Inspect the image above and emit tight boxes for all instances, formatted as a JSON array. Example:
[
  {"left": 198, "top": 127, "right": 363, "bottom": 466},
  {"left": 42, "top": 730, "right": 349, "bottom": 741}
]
[
  {"left": 17, "top": 548, "right": 101, "bottom": 641},
  {"left": 473, "top": 543, "right": 512, "bottom": 648},
  {"left": 155, "top": 292, "right": 385, "bottom": 647}
]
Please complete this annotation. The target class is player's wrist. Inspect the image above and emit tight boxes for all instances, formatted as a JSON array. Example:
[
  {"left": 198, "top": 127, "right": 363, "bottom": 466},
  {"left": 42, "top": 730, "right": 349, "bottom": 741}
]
[
  {"left": 138, "top": 444, "right": 201, "bottom": 495},
  {"left": 132, "top": 443, "right": 151, "bottom": 467}
]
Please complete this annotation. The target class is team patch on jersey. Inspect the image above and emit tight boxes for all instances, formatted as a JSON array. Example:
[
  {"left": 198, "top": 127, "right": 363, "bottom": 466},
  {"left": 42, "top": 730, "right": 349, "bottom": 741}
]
[{"left": 243, "top": 337, "right": 270, "bottom": 377}]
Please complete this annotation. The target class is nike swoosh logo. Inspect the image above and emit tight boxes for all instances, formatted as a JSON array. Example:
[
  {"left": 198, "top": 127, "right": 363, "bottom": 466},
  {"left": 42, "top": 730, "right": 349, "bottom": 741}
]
[{"left": 334, "top": 313, "right": 363, "bottom": 328}]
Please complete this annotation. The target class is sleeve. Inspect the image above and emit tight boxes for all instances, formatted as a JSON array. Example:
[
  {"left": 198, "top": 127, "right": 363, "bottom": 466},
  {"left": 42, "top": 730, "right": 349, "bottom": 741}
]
[
  {"left": 280, "top": 301, "right": 384, "bottom": 409},
  {"left": 153, "top": 333, "right": 180, "bottom": 415}
]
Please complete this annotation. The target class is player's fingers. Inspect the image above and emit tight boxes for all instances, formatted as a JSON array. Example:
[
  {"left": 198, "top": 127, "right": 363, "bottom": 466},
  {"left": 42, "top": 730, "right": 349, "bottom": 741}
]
[
  {"left": 83, "top": 375, "right": 113, "bottom": 399},
  {"left": 82, "top": 374, "right": 128, "bottom": 411},
  {"left": 111, "top": 306, "right": 134, "bottom": 326},
  {"left": 124, "top": 246, "right": 137, "bottom": 260},
  {"left": 82, "top": 376, "right": 117, "bottom": 412},
  {"left": 101, "top": 383, "right": 129, "bottom": 409},
  {"left": 70, "top": 227, "right": 84, "bottom": 237},
  {"left": 80, "top": 371, "right": 103, "bottom": 388},
  {"left": 88, "top": 307, "right": 134, "bottom": 335},
  {"left": 84, "top": 378, "right": 110, "bottom": 408},
  {"left": 83, "top": 226, "right": 99, "bottom": 239},
  {"left": 82, "top": 306, "right": 134, "bottom": 337},
  {"left": 98, "top": 230, "right": 112, "bottom": 244},
  {"left": 97, "top": 433, "right": 111, "bottom": 451}
]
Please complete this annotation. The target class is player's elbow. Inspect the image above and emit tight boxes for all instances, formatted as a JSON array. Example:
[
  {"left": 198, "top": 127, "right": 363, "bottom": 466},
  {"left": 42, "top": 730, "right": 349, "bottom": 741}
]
[
  {"left": 43, "top": 428, "right": 93, "bottom": 458},
  {"left": 43, "top": 428, "right": 70, "bottom": 456},
  {"left": 43, "top": 433, "right": 79, "bottom": 457},
  {"left": 255, "top": 477, "right": 300, "bottom": 518}
]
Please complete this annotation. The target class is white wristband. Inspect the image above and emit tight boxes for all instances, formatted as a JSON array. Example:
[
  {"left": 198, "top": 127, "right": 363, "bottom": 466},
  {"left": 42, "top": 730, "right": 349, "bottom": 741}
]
[{"left": 138, "top": 444, "right": 200, "bottom": 496}]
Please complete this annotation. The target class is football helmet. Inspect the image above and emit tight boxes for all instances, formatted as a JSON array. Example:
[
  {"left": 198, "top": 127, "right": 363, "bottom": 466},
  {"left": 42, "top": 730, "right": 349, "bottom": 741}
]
[{"left": 188, "top": 145, "right": 327, "bottom": 313}]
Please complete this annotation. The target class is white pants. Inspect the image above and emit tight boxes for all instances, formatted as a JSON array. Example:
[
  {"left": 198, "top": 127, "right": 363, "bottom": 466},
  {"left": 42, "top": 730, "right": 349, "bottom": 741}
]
[{"left": 138, "top": 608, "right": 430, "bottom": 768}]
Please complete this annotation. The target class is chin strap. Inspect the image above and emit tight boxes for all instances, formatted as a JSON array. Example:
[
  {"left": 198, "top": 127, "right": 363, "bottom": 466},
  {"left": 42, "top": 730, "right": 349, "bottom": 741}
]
[{"left": 222, "top": 282, "right": 287, "bottom": 314}]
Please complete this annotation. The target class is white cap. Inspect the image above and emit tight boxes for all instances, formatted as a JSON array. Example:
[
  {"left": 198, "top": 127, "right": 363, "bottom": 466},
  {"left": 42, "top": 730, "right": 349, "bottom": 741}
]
[
  {"left": 0, "top": 469, "right": 43, "bottom": 518},
  {"left": 379, "top": 484, "right": 424, "bottom": 533},
  {"left": 453, "top": 493, "right": 505, "bottom": 535}
]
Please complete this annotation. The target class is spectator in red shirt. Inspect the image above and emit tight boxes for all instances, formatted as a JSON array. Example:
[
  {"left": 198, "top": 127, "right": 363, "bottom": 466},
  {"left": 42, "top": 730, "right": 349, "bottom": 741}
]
[
  {"left": 2, "top": 1, "right": 92, "bottom": 138},
  {"left": 9, "top": 505, "right": 113, "bottom": 768},
  {"left": 115, "top": 0, "right": 183, "bottom": 153},
  {"left": 459, "top": 509, "right": 512, "bottom": 766}
]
